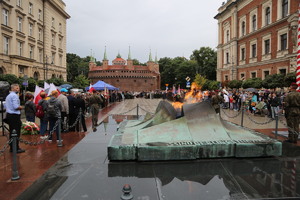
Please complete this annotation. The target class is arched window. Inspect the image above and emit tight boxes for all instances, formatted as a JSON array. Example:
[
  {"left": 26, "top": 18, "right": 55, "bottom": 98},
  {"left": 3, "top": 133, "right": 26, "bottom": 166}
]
[
  {"left": 252, "top": 15, "right": 256, "bottom": 31},
  {"left": 33, "top": 71, "right": 39, "bottom": 80},
  {"left": 241, "top": 21, "right": 245, "bottom": 36},
  {"left": 282, "top": 0, "right": 288, "bottom": 18},
  {"left": 59, "top": 74, "right": 63, "bottom": 80},
  {"left": 52, "top": 74, "right": 56, "bottom": 78},
  {"left": 265, "top": 7, "right": 270, "bottom": 25},
  {"left": 0, "top": 68, "right": 4, "bottom": 75},
  {"left": 226, "top": 30, "right": 229, "bottom": 42}
]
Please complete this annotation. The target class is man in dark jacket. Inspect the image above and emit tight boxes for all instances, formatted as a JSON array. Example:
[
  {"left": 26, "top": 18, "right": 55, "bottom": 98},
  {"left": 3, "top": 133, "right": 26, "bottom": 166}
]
[
  {"left": 75, "top": 94, "right": 87, "bottom": 132},
  {"left": 47, "top": 90, "right": 62, "bottom": 142},
  {"left": 89, "top": 90, "right": 103, "bottom": 132},
  {"left": 67, "top": 91, "right": 79, "bottom": 131}
]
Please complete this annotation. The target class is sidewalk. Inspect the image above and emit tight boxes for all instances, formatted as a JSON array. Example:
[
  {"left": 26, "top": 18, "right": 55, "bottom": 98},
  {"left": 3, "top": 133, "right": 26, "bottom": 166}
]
[{"left": 0, "top": 103, "right": 118, "bottom": 200}]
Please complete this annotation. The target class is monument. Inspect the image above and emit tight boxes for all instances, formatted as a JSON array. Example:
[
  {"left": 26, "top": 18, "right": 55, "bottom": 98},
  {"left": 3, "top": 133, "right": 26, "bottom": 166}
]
[{"left": 108, "top": 101, "right": 282, "bottom": 161}]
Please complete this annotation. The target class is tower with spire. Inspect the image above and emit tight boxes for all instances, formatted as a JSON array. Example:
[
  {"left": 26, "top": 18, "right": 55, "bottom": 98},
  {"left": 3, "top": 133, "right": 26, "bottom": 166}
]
[
  {"left": 147, "top": 49, "right": 159, "bottom": 73},
  {"left": 89, "top": 49, "right": 97, "bottom": 70},
  {"left": 102, "top": 46, "right": 109, "bottom": 70},
  {"left": 127, "top": 46, "right": 134, "bottom": 70}
]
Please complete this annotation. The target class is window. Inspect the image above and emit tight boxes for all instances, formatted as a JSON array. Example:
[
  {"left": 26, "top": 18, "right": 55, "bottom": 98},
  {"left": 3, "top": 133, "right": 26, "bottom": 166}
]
[
  {"left": 265, "top": 7, "right": 270, "bottom": 25},
  {"left": 252, "top": 44, "right": 256, "bottom": 58},
  {"left": 51, "top": 53, "right": 55, "bottom": 64},
  {"left": 52, "top": 17, "right": 55, "bottom": 27},
  {"left": 264, "top": 39, "right": 270, "bottom": 54},
  {"left": 226, "top": 30, "right": 229, "bottom": 42},
  {"left": 33, "top": 72, "right": 39, "bottom": 80},
  {"left": 38, "top": 28, "right": 42, "bottom": 40},
  {"left": 279, "top": 68, "right": 286, "bottom": 75},
  {"left": 3, "top": 36, "right": 9, "bottom": 55},
  {"left": 282, "top": 0, "right": 288, "bottom": 18},
  {"left": 226, "top": 52, "right": 229, "bottom": 64},
  {"left": 38, "top": 9, "right": 42, "bottom": 20},
  {"left": 241, "top": 48, "right": 245, "bottom": 60},
  {"left": 19, "top": 66, "right": 24, "bottom": 74},
  {"left": 39, "top": 49, "right": 43, "bottom": 62},
  {"left": 29, "top": 3, "right": 33, "bottom": 14},
  {"left": 17, "top": 17, "right": 22, "bottom": 32},
  {"left": 51, "top": 34, "right": 55, "bottom": 45},
  {"left": 3, "top": 9, "right": 9, "bottom": 26},
  {"left": 225, "top": 75, "right": 228, "bottom": 81},
  {"left": 18, "top": 41, "right": 23, "bottom": 56},
  {"left": 29, "top": 23, "right": 33, "bottom": 36},
  {"left": 17, "top": 0, "right": 22, "bottom": 7},
  {"left": 264, "top": 71, "right": 270, "bottom": 77},
  {"left": 59, "top": 55, "right": 62, "bottom": 66},
  {"left": 240, "top": 73, "right": 245, "bottom": 80},
  {"left": 241, "top": 21, "right": 245, "bottom": 36},
  {"left": 252, "top": 15, "right": 256, "bottom": 31},
  {"left": 251, "top": 72, "right": 256, "bottom": 78},
  {"left": 280, "top": 33, "right": 287, "bottom": 50},
  {"left": 59, "top": 37, "right": 62, "bottom": 48},
  {"left": 59, "top": 23, "right": 62, "bottom": 32},
  {"left": 29, "top": 45, "right": 34, "bottom": 59}
]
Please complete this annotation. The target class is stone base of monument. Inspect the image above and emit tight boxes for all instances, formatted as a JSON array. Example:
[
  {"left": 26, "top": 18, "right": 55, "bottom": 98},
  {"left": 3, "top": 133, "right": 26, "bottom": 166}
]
[{"left": 108, "top": 101, "right": 282, "bottom": 161}]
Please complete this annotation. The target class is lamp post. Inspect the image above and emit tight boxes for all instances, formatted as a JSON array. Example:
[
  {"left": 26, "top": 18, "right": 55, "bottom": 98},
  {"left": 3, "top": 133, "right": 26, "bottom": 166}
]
[{"left": 44, "top": 55, "right": 49, "bottom": 80}]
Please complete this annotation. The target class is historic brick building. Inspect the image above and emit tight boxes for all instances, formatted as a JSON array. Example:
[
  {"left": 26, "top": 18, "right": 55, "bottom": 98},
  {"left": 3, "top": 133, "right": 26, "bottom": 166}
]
[
  {"left": 214, "top": 0, "right": 299, "bottom": 82},
  {"left": 88, "top": 49, "right": 160, "bottom": 92},
  {"left": 0, "top": 0, "right": 70, "bottom": 80}
]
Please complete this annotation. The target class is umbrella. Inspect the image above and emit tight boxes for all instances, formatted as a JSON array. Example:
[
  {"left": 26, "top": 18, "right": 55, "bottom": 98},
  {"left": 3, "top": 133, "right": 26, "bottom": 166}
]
[
  {"left": 60, "top": 84, "right": 73, "bottom": 89},
  {"left": 244, "top": 88, "right": 257, "bottom": 92}
]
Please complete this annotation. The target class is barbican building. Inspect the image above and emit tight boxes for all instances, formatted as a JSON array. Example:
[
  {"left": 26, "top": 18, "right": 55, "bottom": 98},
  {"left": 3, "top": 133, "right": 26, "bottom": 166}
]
[{"left": 88, "top": 49, "right": 161, "bottom": 92}]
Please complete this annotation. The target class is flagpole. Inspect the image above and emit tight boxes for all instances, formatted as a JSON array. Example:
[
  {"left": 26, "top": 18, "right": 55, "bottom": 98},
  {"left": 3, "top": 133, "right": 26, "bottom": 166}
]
[{"left": 297, "top": 3, "right": 300, "bottom": 91}]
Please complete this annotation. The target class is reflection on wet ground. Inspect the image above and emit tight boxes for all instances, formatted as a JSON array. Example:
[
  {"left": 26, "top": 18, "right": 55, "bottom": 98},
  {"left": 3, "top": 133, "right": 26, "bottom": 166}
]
[{"left": 18, "top": 115, "right": 300, "bottom": 200}]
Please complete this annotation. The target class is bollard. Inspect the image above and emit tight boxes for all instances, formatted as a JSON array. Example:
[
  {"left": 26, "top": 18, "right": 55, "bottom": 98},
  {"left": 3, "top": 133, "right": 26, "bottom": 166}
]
[
  {"left": 78, "top": 108, "right": 82, "bottom": 132},
  {"left": 11, "top": 130, "right": 20, "bottom": 180},
  {"left": 275, "top": 113, "right": 278, "bottom": 139},
  {"left": 57, "top": 118, "right": 63, "bottom": 147},
  {"left": 241, "top": 105, "right": 245, "bottom": 127},
  {"left": 121, "top": 184, "right": 133, "bottom": 200},
  {"left": 136, "top": 104, "right": 139, "bottom": 120}
]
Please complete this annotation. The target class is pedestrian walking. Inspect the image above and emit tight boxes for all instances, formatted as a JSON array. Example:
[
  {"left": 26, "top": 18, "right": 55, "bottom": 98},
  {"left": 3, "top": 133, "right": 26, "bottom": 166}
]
[
  {"left": 5, "top": 83, "right": 25, "bottom": 153},
  {"left": 211, "top": 91, "right": 224, "bottom": 114},
  {"left": 57, "top": 88, "right": 69, "bottom": 132},
  {"left": 76, "top": 94, "right": 87, "bottom": 132},
  {"left": 38, "top": 92, "right": 49, "bottom": 138},
  {"left": 47, "top": 90, "right": 62, "bottom": 142},
  {"left": 284, "top": 83, "right": 300, "bottom": 143}
]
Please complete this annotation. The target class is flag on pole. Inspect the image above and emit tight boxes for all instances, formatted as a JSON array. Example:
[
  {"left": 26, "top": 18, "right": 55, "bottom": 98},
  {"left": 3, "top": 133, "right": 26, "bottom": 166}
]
[
  {"left": 47, "top": 83, "right": 57, "bottom": 96},
  {"left": 172, "top": 85, "right": 176, "bottom": 94},
  {"left": 33, "top": 85, "right": 44, "bottom": 104},
  {"left": 88, "top": 84, "right": 95, "bottom": 93},
  {"left": 297, "top": 3, "right": 300, "bottom": 91},
  {"left": 44, "top": 82, "right": 50, "bottom": 90}
]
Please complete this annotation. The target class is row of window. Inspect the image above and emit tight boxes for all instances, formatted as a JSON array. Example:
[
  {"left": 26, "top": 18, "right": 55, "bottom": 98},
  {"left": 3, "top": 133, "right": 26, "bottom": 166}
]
[
  {"left": 224, "top": 68, "right": 287, "bottom": 81},
  {"left": 224, "top": 0, "right": 289, "bottom": 43},
  {"left": 3, "top": 36, "right": 63, "bottom": 65},
  {"left": 91, "top": 70, "right": 153, "bottom": 73},
  {"left": 224, "top": 31, "right": 288, "bottom": 65}
]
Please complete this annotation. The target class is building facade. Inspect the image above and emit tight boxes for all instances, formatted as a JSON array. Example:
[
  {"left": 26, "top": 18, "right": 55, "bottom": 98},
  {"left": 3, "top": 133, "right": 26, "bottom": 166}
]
[
  {"left": 88, "top": 50, "right": 161, "bottom": 92},
  {"left": 215, "top": 0, "right": 299, "bottom": 82},
  {"left": 0, "top": 0, "right": 70, "bottom": 80}
]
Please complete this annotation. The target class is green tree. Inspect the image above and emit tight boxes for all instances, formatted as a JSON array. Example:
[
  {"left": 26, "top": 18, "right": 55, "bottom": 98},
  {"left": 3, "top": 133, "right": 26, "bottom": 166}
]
[
  {"left": 133, "top": 59, "right": 146, "bottom": 66},
  {"left": 283, "top": 72, "right": 296, "bottom": 87},
  {"left": 242, "top": 78, "right": 262, "bottom": 89},
  {"left": 190, "top": 47, "right": 217, "bottom": 80},
  {"left": 227, "top": 80, "right": 242, "bottom": 89},
  {"left": 47, "top": 77, "right": 65, "bottom": 86},
  {"left": 194, "top": 74, "right": 207, "bottom": 89},
  {"left": 261, "top": 74, "right": 284, "bottom": 89},
  {"left": 0, "top": 74, "right": 20, "bottom": 85},
  {"left": 73, "top": 74, "right": 90, "bottom": 89},
  {"left": 202, "top": 80, "right": 220, "bottom": 90}
]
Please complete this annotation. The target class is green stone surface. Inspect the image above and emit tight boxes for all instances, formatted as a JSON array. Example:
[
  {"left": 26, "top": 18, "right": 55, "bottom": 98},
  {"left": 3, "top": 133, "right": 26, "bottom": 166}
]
[{"left": 108, "top": 101, "right": 282, "bottom": 161}]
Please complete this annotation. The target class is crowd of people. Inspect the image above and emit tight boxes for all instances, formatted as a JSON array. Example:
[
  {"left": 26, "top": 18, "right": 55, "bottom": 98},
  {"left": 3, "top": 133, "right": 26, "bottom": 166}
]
[{"left": 3, "top": 83, "right": 300, "bottom": 154}]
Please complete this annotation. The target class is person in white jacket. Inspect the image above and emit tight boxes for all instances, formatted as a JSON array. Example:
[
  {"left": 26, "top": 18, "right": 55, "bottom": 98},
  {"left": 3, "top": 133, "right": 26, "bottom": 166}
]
[
  {"left": 223, "top": 93, "right": 229, "bottom": 109},
  {"left": 57, "top": 88, "right": 69, "bottom": 132}
]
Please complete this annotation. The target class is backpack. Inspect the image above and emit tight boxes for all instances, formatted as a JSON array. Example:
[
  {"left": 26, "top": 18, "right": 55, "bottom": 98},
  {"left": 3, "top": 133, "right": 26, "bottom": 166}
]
[
  {"left": 47, "top": 101, "right": 56, "bottom": 118},
  {"left": 35, "top": 104, "right": 45, "bottom": 118}
]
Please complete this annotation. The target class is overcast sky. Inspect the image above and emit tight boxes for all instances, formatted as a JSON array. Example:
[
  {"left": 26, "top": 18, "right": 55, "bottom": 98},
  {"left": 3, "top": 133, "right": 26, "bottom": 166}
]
[{"left": 63, "top": 0, "right": 223, "bottom": 63}]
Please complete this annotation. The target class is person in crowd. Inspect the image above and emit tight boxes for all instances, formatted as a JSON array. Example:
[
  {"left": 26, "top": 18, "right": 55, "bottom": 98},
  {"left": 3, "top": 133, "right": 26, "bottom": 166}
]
[
  {"left": 57, "top": 88, "right": 69, "bottom": 132},
  {"left": 67, "top": 91, "right": 79, "bottom": 132},
  {"left": 89, "top": 90, "right": 103, "bottom": 132},
  {"left": 284, "top": 83, "right": 300, "bottom": 143},
  {"left": 232, "top": 92, "right": 239, "bottom": 111},
  {"left": 270, "top": 92, "right": 281, "bottom": 119},
  {"left": 75, "top": 94, "right": 87, "bottom": 132},
  {"left": 5, "top": 83, "right": 25, "bottom": 153},
  {"left": 38, "top": 92, "right": 49, "bottom": 139},
  {"left": 211, "top": 91, "right": 224, "bottom": 114},
  {"left": 47, "top": 90, "right": 62, "bottom": 142},
  {"left": 222, "top": 92, "right": 229, "bottom": 109},
  {"left": 24, "top": 93, "right": 36, "bottom": 122}
]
